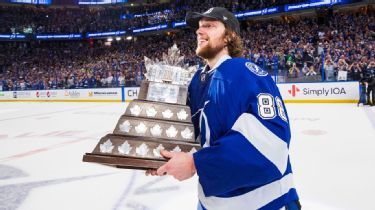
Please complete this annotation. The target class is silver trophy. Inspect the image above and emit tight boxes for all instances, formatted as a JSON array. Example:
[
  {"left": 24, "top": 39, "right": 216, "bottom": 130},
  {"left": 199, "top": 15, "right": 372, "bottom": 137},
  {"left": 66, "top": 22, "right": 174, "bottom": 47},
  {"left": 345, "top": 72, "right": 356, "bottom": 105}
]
[{"left": 83, "top": 44, "right": 199, "bottom": 170}]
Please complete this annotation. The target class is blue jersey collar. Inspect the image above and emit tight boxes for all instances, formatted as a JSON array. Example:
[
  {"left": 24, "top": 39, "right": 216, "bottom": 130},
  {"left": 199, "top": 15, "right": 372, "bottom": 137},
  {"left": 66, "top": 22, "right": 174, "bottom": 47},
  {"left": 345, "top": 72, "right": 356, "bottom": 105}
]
[{"left": 202, "top": 55, "right": 232, "bottom": 74}]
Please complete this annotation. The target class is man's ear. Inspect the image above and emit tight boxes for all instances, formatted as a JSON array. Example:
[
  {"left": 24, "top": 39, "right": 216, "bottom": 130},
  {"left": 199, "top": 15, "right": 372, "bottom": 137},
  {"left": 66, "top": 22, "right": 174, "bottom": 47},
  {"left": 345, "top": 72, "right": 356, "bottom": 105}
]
[
  {"left": 225, "top": 31, "right": 236, "bottom": 44},
  {"left": 224, "top": 37, "right": 229, "bottom": 44},
  {"left": 223, "top": 34, "right": 231, "bottom": 45}
]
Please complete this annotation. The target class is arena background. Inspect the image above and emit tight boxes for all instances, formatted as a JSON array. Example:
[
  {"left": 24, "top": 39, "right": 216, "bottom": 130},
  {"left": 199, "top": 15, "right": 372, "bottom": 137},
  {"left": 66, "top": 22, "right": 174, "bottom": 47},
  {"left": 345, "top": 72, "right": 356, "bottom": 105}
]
[{"left": 1, "top": 0, "right": 375, "bottom": 210}]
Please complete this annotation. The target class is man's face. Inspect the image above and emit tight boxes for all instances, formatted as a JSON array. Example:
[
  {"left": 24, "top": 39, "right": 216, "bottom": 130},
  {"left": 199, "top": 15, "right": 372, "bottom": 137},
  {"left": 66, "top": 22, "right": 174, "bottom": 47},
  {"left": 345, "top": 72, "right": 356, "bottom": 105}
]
[{"left": 196, "top": 18, "right": 226, "bottom": 59}]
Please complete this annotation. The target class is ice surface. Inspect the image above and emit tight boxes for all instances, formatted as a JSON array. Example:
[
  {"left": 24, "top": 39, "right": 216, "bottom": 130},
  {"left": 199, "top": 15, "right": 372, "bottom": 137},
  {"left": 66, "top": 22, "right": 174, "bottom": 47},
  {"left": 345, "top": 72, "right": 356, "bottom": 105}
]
[{"left": 0, "top": 102, "right": 374, "bottom": 210}]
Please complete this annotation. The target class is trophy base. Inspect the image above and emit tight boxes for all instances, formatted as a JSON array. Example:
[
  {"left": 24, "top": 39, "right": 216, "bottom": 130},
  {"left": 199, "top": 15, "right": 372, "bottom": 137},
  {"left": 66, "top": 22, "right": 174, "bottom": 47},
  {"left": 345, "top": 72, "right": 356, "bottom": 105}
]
[
  {"left": 82, "top": 134, "right": 200, "bottom": 170},
  {"left": 83, "top": 153, "right": 167, "bottom": 170}
]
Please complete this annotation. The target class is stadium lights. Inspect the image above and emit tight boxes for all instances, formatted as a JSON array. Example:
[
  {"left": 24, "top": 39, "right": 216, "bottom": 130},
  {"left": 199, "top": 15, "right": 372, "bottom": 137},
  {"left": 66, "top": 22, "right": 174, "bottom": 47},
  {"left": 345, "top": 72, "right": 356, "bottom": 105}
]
[
  {"left": 107, "top": 37, "right": 113, "bottom": 42},
  {"left": 115, "top": 37, "right": 121, "bottom": 41},
  {"left": 126, "top": 36, "right": 132, "bottom": 40}
]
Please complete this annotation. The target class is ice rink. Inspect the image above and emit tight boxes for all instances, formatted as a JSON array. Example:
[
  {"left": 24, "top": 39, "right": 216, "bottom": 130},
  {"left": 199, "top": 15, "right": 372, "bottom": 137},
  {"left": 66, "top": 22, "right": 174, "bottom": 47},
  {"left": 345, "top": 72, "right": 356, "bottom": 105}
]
[{"left": 0, "top": 102, "right": 374, "bottom": 210}]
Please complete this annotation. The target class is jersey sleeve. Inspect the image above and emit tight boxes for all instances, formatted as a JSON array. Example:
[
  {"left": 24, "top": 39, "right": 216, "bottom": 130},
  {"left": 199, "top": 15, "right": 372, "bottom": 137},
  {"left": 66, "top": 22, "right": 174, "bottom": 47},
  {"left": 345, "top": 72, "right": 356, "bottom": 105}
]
[{"left": 193, "top": 63, "right": 291, "bottom": 197}]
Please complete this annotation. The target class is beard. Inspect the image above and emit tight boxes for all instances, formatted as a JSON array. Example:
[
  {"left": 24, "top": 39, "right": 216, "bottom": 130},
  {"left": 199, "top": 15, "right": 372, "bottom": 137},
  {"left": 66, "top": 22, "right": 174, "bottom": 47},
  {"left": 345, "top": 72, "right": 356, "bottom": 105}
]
[{"left": 196, "top": 36, "right": 226, "bottom": 59}]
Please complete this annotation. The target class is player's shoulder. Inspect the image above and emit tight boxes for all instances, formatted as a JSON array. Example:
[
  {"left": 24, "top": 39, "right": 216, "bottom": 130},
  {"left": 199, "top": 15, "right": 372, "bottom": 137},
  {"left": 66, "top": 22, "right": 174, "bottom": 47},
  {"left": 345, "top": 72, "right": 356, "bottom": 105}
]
[
  {"left": 190, "top": 68, "right": 203, "bottom": 83},
  {"left": 216, "top": 58, "right": 269, "bottom": 81}
]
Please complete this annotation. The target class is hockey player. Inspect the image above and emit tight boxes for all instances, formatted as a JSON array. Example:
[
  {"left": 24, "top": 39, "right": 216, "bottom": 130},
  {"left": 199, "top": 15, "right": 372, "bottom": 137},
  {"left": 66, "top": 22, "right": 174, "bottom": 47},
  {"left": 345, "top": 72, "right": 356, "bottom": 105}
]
[
  {"left": 146, "top": 7, "right": 300, "bottom": 210},
  {"left": 365, "top": 62, "right": 375, "bottom": 106},
  {"left": 365, "top": 74, "right": 375, "bottom": 106}
]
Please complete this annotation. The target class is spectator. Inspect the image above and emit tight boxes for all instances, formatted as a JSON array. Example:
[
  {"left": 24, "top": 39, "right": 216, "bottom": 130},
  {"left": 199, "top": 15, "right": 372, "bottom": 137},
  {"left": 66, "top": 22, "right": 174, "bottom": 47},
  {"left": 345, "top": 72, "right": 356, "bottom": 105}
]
[
  {"left": 324, "top": 59, "right": 336, "bottom": 81},
  {"left": 289, "top": 63, "right": 300, "bottom": 78},
  {"left": 306, "top": 65, "right": 317, "bottom": 76},
  {"left": 301, "top": 62, "right": 310, "bottom": 76},
  {"left": 349, "top": 62, "right": 363, "bottom": 81}
]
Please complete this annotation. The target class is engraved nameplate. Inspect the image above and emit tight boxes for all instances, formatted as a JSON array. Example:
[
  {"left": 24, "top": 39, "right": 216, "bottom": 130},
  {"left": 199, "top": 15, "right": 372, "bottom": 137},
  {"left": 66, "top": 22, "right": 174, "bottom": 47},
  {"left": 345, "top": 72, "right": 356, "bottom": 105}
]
[{"left": 146, "top": 83, "right": 180, "bottom": 104}]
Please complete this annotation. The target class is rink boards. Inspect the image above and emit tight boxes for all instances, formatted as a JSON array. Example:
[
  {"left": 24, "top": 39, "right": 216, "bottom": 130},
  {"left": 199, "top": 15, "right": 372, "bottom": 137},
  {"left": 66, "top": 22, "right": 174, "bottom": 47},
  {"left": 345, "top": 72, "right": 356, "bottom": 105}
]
[{"left": 0, "top": 81, "right": 360, "bottom": 103}]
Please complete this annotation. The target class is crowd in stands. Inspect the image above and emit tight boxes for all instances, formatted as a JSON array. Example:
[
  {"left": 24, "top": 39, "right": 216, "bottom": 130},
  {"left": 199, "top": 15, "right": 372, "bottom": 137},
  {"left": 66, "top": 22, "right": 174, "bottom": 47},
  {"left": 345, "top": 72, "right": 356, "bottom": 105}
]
[
  {"left": 0, "top": 2, "right": 374, "bottom": 91},
  {"left": 245, "top": 9, "right": 375, "bottom": 82},
  {"left": 321, "top": 11, "right": 375, "bottom": 81},
  {"left": 0, "top": 31, "right": 199, "bottom": 91},
  {"left": 0, "top": 0, "right": 306, "bottom": 34}
]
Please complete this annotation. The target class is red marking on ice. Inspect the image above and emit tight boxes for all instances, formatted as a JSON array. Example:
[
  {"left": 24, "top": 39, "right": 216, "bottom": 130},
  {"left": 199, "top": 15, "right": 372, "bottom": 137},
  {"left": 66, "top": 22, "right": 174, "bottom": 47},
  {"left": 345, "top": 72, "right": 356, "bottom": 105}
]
[
  {"left": 0, "top": 137, "right": 92, "bottom": 162},
  {"left": 56, "top": 131, "right": 84, "bottom": 137},
  {"left": 15, "top": 132, "right": 34, "bottom": 138},
  {"left": 14, "top": 130, "right": 85, "bottom": 138},
  {"left": 10, "top": 148, "right": 49, "bottom": 159},
  {"left": 0, "top": 134, "right": 8, "bottom": 140},
  {"left": 40, "top": 131, "right": 63, "bottom": 137}
]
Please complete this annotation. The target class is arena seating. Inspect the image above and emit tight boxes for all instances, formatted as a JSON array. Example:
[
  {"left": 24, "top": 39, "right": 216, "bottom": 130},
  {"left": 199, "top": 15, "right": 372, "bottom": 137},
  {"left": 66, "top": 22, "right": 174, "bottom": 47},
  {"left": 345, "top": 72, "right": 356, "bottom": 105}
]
[{"left": 0, "top": 1, "right": 374, "bottom": 90}]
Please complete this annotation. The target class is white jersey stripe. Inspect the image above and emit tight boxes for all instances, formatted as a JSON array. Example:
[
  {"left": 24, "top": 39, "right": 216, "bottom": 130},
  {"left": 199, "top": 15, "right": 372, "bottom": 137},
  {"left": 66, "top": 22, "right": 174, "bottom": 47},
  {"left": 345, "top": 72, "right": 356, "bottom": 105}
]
[
  {"left": 198, "top": 173, "right": 295, "bottom": 210},
  {"left": 232, "top": 113, "right": 289, "bottom": 174}
]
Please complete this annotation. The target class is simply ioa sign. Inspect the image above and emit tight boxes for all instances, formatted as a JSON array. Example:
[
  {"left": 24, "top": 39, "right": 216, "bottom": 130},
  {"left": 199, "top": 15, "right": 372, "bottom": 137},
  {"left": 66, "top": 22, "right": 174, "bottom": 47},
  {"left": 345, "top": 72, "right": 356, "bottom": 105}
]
[{"left": 277, "top": 82, "right": 359, "bottom": 102}]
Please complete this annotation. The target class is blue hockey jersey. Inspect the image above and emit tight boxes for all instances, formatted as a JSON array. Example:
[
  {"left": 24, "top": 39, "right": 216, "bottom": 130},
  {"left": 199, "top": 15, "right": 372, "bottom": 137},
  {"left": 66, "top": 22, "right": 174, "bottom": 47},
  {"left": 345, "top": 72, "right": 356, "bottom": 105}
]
[{"left": 188, "top": 56, "right": 299, "bottom": 210}]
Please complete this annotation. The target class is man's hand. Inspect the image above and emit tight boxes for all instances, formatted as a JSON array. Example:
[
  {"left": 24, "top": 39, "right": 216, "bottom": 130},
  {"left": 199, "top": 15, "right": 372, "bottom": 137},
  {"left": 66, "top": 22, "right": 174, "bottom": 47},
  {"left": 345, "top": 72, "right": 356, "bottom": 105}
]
[{"left": 145, "top": 150, "right": 196, "bottom": 181}]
